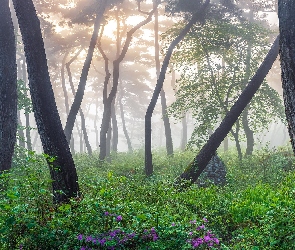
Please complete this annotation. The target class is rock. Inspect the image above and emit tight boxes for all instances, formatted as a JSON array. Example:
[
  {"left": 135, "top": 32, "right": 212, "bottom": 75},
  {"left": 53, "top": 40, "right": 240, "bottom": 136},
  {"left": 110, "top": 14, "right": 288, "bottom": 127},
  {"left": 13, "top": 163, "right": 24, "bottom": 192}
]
[{"left": 196, "top": 153, "right": 226, "bottom": 187}]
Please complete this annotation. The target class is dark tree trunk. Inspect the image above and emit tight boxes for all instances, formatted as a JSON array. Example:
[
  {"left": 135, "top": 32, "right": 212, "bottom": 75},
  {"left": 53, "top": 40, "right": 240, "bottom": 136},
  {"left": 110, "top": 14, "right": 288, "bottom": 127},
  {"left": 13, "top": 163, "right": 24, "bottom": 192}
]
[
  {"left": 64, "top": 0, "right": 108, "bottom": 143},
  {"left": 22, "top": 60, "right": 32, "bottom": 151},
  {"left": 80, "top": 110, "right": 92, "bottom": 155},
  {"left": 242, "top": 108, "right": 254, "bottom": 156},
  {"left": 145, "top": 0, "right": 210, "bottom": 176},
  {"left": 111, "top": 100, "right": 118, "bottom": 153},
  {"left": 177, "top": 36, "right": 279, "bottom": 185},
  {"left": 154, "top": 0, "right": 173, "bottom": 156},
  {"left": 278, "top": 1, "right": 295, "bottom": 155},
  {"left": 12, "top": 0, "right": 79, "bottom": 203},
  {"left": 160, "top": 89, "right": 173, "bottom": 155},
  {"left": 99, "top": 9, "right": 156, "bottom": 160},
  {"left": 0, "top": 0, "right": 18, "bottom": 172}
]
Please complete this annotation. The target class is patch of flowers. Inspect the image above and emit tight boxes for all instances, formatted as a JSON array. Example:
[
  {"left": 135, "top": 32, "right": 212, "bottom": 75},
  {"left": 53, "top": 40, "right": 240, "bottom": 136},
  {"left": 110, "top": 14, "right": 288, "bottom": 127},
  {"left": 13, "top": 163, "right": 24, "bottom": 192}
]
[
  {"left": 77, "top": 212, "right": 159, "bottom": 249},
  {"left": 77, "top": 213, "right": 220, "bottom": 249},
  {"left": 186, "top": 218, "right": 220, "bottom": 249}
]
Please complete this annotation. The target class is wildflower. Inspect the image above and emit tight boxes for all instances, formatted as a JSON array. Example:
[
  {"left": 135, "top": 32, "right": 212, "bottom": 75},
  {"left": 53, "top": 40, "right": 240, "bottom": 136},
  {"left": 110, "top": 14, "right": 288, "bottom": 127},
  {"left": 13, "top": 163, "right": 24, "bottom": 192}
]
[
  {"left": 203, "top": 217, "right": 208, "bottom": 223},
  {"left": 171, "top": 222, "right": 175, "bottom": 226},
  {"left": 116, "top": 215, "right": 122, "bottom": 222},
  {"left": 86, "top": 236, "right": 93, "bottom": 242},
  {"left": 204, "top": 235, "right": 211, "bottom": 242},
  {"left": 188, "top": 231, "right": 193, "bottom": 236},
  {"left": 104, "top": 211, "right": 109, "bottom": 216},
  {"left": 190, "top": 220, "right": 196, "bottom": 225},
  {"left": 77, "top": 234, "right": 83, "bottom": 241}
]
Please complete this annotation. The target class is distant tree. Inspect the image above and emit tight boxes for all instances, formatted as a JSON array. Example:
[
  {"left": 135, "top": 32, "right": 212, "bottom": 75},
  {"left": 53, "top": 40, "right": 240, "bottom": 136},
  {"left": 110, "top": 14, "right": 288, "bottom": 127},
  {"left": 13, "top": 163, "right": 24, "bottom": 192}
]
[
  {"left": 278, "top": 1, "right": 295, "bottom": 155},
  {"left": 0, "top": 0, "right": 18, "bottom": 172},
  {"left": 98, "top": 4, "right": 157, "bottom": 161},
  {"left": 12, "top": 0, "right": 79, "bottom": 203}
]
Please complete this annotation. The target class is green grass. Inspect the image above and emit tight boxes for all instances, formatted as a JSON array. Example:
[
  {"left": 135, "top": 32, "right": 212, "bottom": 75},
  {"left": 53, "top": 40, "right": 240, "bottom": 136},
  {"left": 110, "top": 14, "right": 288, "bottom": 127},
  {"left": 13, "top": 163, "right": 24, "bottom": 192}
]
[{"left": 1, "top": 146, "right": 295, "bottom": 249}]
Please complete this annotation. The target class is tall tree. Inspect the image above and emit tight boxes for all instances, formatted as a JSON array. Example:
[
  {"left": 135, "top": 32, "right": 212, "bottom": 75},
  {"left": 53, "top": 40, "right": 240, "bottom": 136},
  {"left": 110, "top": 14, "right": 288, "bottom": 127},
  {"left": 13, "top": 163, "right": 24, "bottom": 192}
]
[
  {"left": 0, "top": 0, "right": 18, "bottom": 172},
  {"left": 12, "top": 0, "right": 79, "bottom": 203},
  {"left": 278, "top": 0, "right": 295, "bottom": 155},
  {"left": 177, "top": 35, "right": 279, "bottom": 185},
  {"left": 145, "top": 0, "right": 210, "bottom": 176}
]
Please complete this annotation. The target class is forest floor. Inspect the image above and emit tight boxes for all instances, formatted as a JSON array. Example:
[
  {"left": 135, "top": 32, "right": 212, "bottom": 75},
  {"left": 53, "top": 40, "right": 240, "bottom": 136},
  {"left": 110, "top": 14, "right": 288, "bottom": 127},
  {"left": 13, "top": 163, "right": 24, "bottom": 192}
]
[{"left": 1, "top": 145, "right": 295, "bottom": 249}]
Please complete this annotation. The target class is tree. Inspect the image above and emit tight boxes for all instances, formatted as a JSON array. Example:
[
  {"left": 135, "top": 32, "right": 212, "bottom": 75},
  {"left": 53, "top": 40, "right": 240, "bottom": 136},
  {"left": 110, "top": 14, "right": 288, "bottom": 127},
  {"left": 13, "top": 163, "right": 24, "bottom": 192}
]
[
  {"left": 12, "top": 0, "right": 79, "bottom": 203},
  {"left": 167, "top": 20, "right": 284, "bottom": 159},
  {"left": 98, "top": 4, "right": 157, "bottom": 160},
  {"left": 278, "top": 0, "right": 295, "bottom": 155},
  {"left": 0, "top": 0, "right": 18, "bottom": 172},
  {"left": 145, "top": 0, "right": 210, "bottom": 176},
  {"left": 176, "top": 35, "right": 279, "bottom": 185}
]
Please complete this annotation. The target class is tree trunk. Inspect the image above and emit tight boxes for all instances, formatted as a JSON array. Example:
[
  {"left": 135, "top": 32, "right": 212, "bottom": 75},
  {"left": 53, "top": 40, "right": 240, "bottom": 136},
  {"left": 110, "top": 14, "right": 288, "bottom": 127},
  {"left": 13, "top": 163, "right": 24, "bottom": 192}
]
[
  {"left": 0, "top": 0, "right": 18, "bottom": 172},
  {"left": 111, "top": 100, "right": 118, "bottom": 153},
  {"left": 145, "top": 0, "right": 210, "bottom": 176},
  {"left": 242, "top": 107, "right": 254, "bottom": 156},
  {"left": 180, "top": 112, "right": 188, "bottom": 150},
  {"left": 278, "top": 1, "right": 295, "bottom": 155},
  {"left": 177, "top": 35, "right": 279, "bottom": 185},
  {"left": 12, "top": 0, "right": 79, "bottom": 203},
  {"left": 64, "top": 0, "right": 108, "bottom": 143}
]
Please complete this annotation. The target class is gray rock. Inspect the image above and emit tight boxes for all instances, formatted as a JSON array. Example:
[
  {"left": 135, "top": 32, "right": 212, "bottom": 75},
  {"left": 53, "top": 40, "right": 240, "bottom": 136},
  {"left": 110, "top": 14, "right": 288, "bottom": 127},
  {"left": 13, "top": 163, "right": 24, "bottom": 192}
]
[{"left": 196, "top": 153, "right": 227, "bottom": 187}]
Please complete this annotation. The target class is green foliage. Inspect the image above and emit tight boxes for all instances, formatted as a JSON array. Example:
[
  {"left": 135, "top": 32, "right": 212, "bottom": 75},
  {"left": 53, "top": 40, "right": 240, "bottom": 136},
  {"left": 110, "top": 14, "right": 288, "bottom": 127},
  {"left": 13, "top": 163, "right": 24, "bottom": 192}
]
[
  {"left": 1, "top": 148, "right": 295, "bottom": 249},
  {"left": 164, "top": 19, "right": 285, "bottom": 149},
  {"left": 17, "top": 79, "right": 32, "bottom": 114}
]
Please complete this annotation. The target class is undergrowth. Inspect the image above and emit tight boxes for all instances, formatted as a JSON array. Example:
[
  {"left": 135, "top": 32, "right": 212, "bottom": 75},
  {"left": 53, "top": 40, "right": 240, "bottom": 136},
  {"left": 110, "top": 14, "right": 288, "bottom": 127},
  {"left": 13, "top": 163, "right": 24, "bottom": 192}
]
[{"left": 1, "top": 146, "right": 295, "bottom": 249}]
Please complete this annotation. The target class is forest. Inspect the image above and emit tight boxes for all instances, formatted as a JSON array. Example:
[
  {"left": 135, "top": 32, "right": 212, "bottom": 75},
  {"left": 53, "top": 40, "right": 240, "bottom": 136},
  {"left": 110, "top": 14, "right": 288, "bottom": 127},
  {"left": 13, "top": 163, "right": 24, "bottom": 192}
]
[{"left": 1, "top": 0, "right": 295, "bottom": 249}]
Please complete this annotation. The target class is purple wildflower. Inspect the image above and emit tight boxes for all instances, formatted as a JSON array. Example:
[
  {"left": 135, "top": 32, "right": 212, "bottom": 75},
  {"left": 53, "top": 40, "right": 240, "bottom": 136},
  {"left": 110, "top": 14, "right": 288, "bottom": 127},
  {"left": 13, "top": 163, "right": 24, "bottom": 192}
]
[
  {"left": 116, "top": 215, "right": 122, "bottom": 222},
  {"left": 77, "top": 234, "right": 83, "bottom": 241}
]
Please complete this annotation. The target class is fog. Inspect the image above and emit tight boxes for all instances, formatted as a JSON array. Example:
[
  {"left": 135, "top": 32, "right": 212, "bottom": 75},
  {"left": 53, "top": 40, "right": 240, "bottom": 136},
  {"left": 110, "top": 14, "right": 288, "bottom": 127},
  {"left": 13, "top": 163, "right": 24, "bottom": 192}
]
[{"left": 15, "top": 0, "right": 287, "bottom": 155}]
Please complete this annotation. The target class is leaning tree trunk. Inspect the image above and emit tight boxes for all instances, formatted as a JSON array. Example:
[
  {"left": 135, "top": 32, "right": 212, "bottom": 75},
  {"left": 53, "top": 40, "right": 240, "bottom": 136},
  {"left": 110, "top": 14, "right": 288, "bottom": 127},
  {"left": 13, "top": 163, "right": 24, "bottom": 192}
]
[
  {"left": 0, "top": 0, "right": 18, "bottom": 172},
  {"left": 177, "top": 36, "right": 279, "bottom": 186},
  {"left": 278, "top": 1, "right": 295, "bottom": 154},
  {"left": 12, "top": 0, "right": 79, "bottom": 203},
  {"left": 145, "top": 0, "right": 210, "bottom": 176}
]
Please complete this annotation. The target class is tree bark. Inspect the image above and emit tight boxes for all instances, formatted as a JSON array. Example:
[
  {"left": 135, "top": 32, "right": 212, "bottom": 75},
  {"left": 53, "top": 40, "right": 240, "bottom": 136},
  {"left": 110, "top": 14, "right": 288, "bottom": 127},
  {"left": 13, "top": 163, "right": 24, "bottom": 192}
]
[
  {"left": 278, "top": 1, "right": 295, "bottom": 155},
  {"left": 0, "top": 0, "right": 18, "bottom": 172},
  {"left": 177, "top": 35, "right": 279, "bottom": 185},
  {"left": 12, "top": 0, "right": 79, "bottom": 203},
  {"left": 64, "top": 0, "right": 108, "bottom": 143},
  {"left": 145, "top": 0, "right": 210, "bottom": 176}
]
